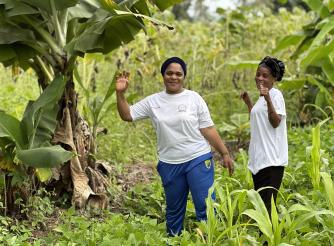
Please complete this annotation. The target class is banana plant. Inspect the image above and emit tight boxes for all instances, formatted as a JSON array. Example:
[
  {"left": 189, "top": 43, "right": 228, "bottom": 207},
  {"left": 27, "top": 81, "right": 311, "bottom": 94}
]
[
  {"left": 0, "top": 0, "right": 181, "bottom": 208},
  {"left": 0, "top": 76, "right": 73, "bottom": 170},
  {"left": 0, "top": 76, "right": 73, "bottom": 214}
]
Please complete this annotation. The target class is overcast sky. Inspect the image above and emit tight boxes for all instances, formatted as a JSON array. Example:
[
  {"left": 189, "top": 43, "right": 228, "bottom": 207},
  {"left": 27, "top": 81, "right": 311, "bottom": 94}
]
[{"left": 204, "top": 0, "right": 238, "bottom": 12}]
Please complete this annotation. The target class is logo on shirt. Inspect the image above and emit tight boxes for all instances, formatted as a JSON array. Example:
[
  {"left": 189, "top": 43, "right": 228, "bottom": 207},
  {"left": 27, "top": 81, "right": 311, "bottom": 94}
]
[{"left": 177, "top": 104, "right": 187, "bottom": 112}]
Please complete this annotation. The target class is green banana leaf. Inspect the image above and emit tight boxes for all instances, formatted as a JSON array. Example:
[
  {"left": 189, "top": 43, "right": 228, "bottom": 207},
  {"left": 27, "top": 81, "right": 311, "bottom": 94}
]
[
  {"left": 0, "top": 111, "right": 26, "bottom": 149},
  {"left": 273, "top": 34, "right": 305, "bottom": 54},
  {"left": 17, "top": 146, "right": 74, "bottom": 168},
  {"left": 21, "top": 76, "right": 66, "bottom": 148}
]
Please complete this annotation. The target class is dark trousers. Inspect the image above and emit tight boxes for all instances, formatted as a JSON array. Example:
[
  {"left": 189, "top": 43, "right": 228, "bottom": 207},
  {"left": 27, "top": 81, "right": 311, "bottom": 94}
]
[{"left": 252, "top": 166, "right": 284, "bottom": 213}]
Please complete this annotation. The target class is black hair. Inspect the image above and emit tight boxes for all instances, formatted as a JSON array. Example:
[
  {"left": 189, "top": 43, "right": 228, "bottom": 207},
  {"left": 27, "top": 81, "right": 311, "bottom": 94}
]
[
  {"left": 160, "top": 57, "right": 187, "bottom": 77},
  {"left": 259, "top": 56, "right": 285, "bottom": 81}
]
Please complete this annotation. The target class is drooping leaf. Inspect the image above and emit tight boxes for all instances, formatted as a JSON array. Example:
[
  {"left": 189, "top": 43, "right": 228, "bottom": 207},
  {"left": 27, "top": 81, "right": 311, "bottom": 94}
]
[
  {"left": 303, "top": 0, "right": 330, "bottom": 18},
  {"left": 32, "top": 103, "right": 59, "bottom": 148},
  {"left": 300, "top": 39, "right": 334, "bottom": 69},
  {"left": 21, "top": 76, "right": 66, "bottom": 147},
  {"left": 4, "top": 1, "right": 38, "bottom": 16},
  {"left": 307, "top": 76, "right": 333, "bottom": 101},
  {"left": 291, "top": 36, "right": 313, "bottom": 60},
  {"left": 0, "top": 111, "right": 25, "bottom": 149},
  {"left": 131, "top": 0, "right": 151, "bottom": 16},
  {"left": 17, "top": 145, "right": 74, "bottom": 168},
  {"left": 321, "top": 56, "right": 334, "bottom": 85},
  {"left": 0, "top": 24, "right": 35, "bottom": 44},
  {"left": 278, "top": 78, "right": 306, "bottom": 90},
  {"left": 310, "top": 16, "right": 334, "bottom": 49},
  {"left": 273, "top": 34, "right": 306, "bottom": 54}
]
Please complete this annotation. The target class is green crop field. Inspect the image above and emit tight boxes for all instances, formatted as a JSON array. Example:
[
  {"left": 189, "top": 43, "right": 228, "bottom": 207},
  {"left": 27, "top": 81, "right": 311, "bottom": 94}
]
[{"left": 1, "top": 1, "right": 334, "bottom": 245}]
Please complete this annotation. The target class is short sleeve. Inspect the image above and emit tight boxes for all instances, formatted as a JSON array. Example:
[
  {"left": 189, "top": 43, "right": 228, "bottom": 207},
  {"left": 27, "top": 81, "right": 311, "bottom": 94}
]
[
  {"left": 272, "top": 91, "right": 286, "bottom": 116},
  {"left": 197, "top": 94, "right": 214, "bottom": 129},
  {"left": 130, "top": 97, "right": 151, "bottom": 121}
]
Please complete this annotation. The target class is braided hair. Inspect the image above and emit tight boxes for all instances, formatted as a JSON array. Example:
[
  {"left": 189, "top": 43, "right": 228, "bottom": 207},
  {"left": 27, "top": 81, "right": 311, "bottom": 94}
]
[{"left": 259, "top": 56, "right": 285, "bottom": 81}]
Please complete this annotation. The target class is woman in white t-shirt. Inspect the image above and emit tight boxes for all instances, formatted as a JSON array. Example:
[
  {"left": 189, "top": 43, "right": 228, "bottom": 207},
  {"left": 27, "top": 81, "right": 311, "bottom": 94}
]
[
  {"left": 241, "top": 56, "right": 288, "bottom": 213},
  {"left": 115, "top": 57, "right": 233, "bottom": 236}
]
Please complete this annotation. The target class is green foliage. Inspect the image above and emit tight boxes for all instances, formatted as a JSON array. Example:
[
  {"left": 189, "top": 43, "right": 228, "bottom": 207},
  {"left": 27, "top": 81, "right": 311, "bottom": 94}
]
[
  {"left": 0, "top": 76, "right": 73, "bottom": 175},
  {"left": 217, "top": 113, "right": 250, "bottom": 144},
  {"left": 321, "top": 172, "right": 334, "bottom": 211},
  {"left": 274, "top": 0, "right": 334, "bottom": 118},
  {"left": 0, "top": 0, "right": 179, "bottom": 81},
  {"left": 0, "top": 189, "right": 55, "bottom": 246},
  {"left": 306, "top": 118, "right": 329, "bottom": 189},
  {"left": 2, "top": 4, "right": 334, "bottom": 245}
]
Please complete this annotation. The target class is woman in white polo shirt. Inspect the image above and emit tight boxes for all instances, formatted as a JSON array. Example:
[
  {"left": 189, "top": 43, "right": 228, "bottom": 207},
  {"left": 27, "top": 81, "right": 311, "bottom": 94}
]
[
  {"left": 115, "top": 57, "right": 233, "bottom": 236},
  {"left": 241, "top": 56, "right": 288, "bottom": 213}
]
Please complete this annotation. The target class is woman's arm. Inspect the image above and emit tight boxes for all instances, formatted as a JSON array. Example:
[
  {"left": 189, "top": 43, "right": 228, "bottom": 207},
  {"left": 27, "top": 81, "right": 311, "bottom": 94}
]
[
  {"left": 116, "top": 72, "right": 132, "bottom": 122},
  {"left": 116, "top": 92, "right": 132, "bottom": 122},
  {"left": 259, "top": 86, "right": 281, "bottom": 128},
  {"left": 200, "top": 126, "right": 234, "bottom": 176},
  {"left": 240, "top": 91, "right": 253, "bottom": 113},
  {"left": 264, "top": 95, "right": 281, "bottom": 128}
]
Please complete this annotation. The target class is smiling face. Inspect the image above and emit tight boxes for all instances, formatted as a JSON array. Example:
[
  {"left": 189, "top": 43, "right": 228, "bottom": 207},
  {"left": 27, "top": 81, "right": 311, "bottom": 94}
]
[
  {"left": 255, "top": 65, "right": 276, "bottom": 90},
  {"left": 163, "top": 63, "right": 185, "bottom": 94}
]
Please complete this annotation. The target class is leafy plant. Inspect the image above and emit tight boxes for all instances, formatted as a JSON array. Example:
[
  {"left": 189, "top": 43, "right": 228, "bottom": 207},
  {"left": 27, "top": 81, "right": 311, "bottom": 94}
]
[
  {"left": 306, "top": 118, "right": 329, "bottom": 189},
  {"left": 74, "top": 56, "right": 118, "bottom": 157},
  {"left": 0, "top": 0, "right": 181, "bottom": 208},
  {"left": 0, "top": 76, "right": 73, "bottom": 214},
  {"left": 217, "top": 113, "right": 250, "bottom": 147}
]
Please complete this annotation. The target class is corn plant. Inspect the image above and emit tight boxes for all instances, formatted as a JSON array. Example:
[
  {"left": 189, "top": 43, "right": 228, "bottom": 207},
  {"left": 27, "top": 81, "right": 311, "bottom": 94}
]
[
  {"left": 306, "top": 118, "right": 329, "bottom": 190},
  {"left": 197, "top": 181, "right": 249, "bottom": 245},
  {"left": 236, "top": 149, "right": 253, "bottom": 189},
  {"left": 74, "top": 56, "right": 118, "bottom": 158}
]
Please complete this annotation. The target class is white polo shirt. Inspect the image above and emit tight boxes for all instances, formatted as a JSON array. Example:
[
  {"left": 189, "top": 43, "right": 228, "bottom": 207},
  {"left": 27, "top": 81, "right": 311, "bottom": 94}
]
[
  {"left": 248, "top": 88, "right": 288, "bottom": 175},
  {"left": 130, "top": 89, "right": 213, "bottom": 164}
]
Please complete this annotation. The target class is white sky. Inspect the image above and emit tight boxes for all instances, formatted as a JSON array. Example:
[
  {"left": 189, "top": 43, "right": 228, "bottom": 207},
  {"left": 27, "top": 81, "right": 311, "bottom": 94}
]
[{"left": 204, "top": 0, "right": 237, "bottom": 12}]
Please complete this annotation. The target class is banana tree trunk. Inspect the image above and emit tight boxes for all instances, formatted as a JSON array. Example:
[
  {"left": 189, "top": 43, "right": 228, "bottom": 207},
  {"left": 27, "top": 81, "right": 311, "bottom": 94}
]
[{"left": 52, "top": 77, "right": 110, "bottom": 209}]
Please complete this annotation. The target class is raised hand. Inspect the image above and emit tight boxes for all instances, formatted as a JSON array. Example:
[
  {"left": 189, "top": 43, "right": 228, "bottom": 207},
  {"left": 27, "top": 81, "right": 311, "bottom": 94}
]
[
  {"left": 116, "top": 71, "right": 130, "bottom": 93},
  {"left": 259, "top": 84, "right": 269, "bottom": 98},
  {"left": 240, "top": 91, "right": 251, "bottom": 104}
]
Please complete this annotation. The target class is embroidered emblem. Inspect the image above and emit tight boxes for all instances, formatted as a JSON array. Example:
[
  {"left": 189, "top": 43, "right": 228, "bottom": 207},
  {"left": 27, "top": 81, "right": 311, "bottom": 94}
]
[
  {"left": 205, "top": 159, "right": 211, "bottom": 169},
  {"left": 177, "top": 104, "right": 187, "bottom": 112}
]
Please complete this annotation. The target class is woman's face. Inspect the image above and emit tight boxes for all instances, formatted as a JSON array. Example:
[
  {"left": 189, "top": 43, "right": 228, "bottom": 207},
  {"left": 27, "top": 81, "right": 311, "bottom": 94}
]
[
  {"left": 163, "top": 63, "right": 185, "bottom": 94},
  {"left": 255, "top": 65, "right": 276, "bottom": 90}
]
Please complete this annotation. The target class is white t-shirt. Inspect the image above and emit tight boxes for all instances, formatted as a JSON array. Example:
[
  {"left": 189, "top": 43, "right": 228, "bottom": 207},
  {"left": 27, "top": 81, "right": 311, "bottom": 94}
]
[
  {"left": 130, "top": 89, "right": 213, "bottom": 164},
  {"left": 248, "top": 88, "right": 288, "bottom": 175}
]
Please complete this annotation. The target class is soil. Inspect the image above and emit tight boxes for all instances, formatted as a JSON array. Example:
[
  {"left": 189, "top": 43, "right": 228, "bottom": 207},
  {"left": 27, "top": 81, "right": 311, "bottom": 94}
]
[{"left": 114, "top": 162, "right": 157, "bottom": 192}]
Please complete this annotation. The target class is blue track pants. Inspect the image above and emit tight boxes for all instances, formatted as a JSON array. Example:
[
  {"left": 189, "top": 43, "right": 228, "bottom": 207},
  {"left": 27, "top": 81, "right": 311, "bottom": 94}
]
[{"left": 157, "top": 152, "right": 215, "bottom": 236}]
